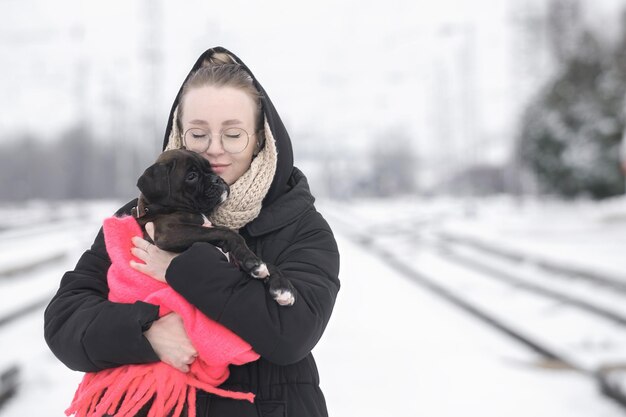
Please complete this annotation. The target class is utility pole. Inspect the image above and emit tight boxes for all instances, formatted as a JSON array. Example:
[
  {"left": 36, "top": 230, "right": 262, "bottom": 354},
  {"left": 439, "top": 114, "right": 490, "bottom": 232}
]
[
  {"left": 508, "top": 1, "right": 551, "bottom": 198},
  {"left": 619, "top": 129, "right": 626, "bottom": 194},
  {"left": 435, "top": 22, "right": 478, "bottom": 199},
  {"left": 140, "top": 0, "right": 164, "bottom": 166},
  {"left": 107, "top": 71, "right": 131, "bottom": 198}
]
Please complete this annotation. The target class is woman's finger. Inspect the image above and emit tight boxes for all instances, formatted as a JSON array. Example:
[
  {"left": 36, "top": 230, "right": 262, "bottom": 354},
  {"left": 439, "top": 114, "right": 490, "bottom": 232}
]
[
  {"left": 130, "top": 247, "right": 147, "bottom": 261},
  {"left": 129, "top": 259, "right": 146, "bottom": 272},
  {"left": 146, "top": 222, "right": 156, "bottom": 241},
  {"left": 131, "top": 236, "right": 148, "bottom": 248}
]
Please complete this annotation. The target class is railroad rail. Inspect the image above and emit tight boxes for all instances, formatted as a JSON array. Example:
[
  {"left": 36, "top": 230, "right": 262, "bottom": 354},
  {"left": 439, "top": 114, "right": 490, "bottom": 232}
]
[{"left": 323, "top": 205, "right": 626, "bottom": 409}]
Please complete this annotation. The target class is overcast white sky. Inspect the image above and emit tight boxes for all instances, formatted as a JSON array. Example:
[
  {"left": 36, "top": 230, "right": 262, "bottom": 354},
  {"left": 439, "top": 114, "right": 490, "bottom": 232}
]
[{"left": 2, "top": 0, "right": 626, "bottom": 168}]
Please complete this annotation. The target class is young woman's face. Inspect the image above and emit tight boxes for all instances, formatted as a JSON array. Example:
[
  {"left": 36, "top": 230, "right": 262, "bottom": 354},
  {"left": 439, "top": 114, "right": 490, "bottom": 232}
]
[{"left": 181, "top": 85, "right": 258, "bottom": 185}]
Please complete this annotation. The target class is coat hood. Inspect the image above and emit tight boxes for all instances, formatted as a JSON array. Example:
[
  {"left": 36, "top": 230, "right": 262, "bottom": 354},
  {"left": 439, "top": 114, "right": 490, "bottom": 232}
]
[{"left": 161, "top": 46, "right": 294, "bottom": 206}]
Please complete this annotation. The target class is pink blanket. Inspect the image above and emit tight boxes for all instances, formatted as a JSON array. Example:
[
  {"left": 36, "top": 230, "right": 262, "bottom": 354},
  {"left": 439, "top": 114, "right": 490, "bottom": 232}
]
[{"left": 66, "top": 215, "right": 259, "bottom": 417}]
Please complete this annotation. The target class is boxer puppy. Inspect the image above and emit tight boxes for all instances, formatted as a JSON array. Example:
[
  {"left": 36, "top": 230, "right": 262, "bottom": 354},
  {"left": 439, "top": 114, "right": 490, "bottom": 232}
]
[{"left": 130, "top": 149, "right": 296, "bottom": 306}]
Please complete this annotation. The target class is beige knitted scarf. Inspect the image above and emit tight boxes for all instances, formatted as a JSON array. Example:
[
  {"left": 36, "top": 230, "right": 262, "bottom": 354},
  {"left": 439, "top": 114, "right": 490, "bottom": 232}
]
[{"left": 165, "top": 112, "right": 277, "bottom": 230}]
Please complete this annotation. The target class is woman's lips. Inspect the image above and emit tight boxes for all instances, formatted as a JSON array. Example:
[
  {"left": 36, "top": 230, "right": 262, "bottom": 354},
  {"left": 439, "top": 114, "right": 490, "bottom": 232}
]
[{"left": 210, "top": 164, "right": 230, "bottom": 174}]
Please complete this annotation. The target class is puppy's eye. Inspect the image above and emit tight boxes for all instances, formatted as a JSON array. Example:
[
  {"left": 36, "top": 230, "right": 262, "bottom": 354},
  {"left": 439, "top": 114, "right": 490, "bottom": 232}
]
[{"left": 186, "top": 171, "right": 199, "bottom": 182}]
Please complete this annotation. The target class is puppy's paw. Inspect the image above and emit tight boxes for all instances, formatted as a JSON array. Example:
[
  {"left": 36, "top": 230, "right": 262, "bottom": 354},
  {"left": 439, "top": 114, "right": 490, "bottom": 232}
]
[
  {"left": 270, "top": 288, "right": 295, "bottom": 306},
  {"left": 251, "top": 263, "right": 269, "bottom": 279}
]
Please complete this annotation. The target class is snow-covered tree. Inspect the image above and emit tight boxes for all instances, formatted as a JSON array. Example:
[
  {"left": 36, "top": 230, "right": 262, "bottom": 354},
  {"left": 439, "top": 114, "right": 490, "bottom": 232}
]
[{"left": 516, "top": 25, "right": 625, "bottom": 199}]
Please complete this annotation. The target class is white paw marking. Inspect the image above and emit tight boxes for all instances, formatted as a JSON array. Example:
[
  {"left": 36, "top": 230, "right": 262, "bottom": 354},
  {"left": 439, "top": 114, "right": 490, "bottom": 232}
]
[
  {"left": 252, "top": 263, "right": 269, "bottom": 279},
  {"left": 271, "top": 289, "right": 295, "bottom": 306},
  {"left": 220, "top": 191, "right": 228, "bottom": 203}
]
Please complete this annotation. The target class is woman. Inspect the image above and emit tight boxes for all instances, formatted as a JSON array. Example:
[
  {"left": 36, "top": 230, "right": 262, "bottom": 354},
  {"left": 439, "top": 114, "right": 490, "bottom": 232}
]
[{"left": 44, "top": 46, "right": 341, "bottom": 417}]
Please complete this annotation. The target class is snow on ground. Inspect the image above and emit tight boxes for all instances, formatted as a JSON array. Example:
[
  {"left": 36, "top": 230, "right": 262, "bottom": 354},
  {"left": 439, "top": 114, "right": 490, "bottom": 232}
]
[
  {"left": 1, "top": 197, "right": 625, "bottom": 416},
  {"left": 325, "top": 195, "right": 626, "bottom": 282},
  {"left": 0, "top": 199, "right": 124, "bottom": 417},
  {"left": 0, "top": 313, "right": 84, "bottom": 417},
  {"left": 440, "top": 196, "right": 626, "bottom": 282},
  {"left": 312, "top": 230, "right": 625, "bottom": 417}
]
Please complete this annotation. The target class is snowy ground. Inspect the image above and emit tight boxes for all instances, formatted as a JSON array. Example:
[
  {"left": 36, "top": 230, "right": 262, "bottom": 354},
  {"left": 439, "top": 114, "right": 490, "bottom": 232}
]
[
  {"left": 1, "top": 197, "right": 625, "bottom": 416},
  {"left": 315, "top": 195, "right": 626, "bottom": 416},
  {"left": 313, "top": 233, "right": 623, "bottom": 417}
]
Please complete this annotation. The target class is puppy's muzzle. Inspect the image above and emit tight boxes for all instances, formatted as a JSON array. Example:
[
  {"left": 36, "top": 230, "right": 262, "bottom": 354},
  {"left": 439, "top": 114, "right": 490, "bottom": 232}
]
[{"left": 207, "top": 174, "right": 229, "bottom": 203}]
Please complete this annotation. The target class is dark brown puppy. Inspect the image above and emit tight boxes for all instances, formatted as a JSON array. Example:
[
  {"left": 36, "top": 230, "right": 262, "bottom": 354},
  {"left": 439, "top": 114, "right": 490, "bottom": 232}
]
[{"left": 130, "top": 149, "right": 296, "bottom": 306}]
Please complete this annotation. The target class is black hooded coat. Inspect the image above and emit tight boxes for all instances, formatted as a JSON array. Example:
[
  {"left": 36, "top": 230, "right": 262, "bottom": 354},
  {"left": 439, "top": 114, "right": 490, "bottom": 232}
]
[{"left": 44, "top": 47, "right": 341, "bottom": 417}]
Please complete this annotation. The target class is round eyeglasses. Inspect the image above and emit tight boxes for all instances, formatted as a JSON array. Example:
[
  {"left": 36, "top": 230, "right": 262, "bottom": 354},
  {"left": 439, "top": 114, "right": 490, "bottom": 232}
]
[{"left": 183, "top": 127, "right": 257, "bottom": 154}]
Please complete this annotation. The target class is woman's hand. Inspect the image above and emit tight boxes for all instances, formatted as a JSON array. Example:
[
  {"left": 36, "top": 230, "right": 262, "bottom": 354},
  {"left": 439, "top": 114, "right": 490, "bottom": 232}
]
[
  {"left": 144, "top": 312, "right": 198, "bottom": 373},
  {"left": 130, "top": 222, "right": 178, "bottom": 283}
]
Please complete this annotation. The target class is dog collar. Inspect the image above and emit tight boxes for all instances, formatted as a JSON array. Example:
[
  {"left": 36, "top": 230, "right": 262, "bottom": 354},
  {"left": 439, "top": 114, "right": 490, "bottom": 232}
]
[
  {"left": 131, "top": 205, "right": 151, "bottom": 219},
  {"left": 131, "top": 203, "right": 173, "bottom": 219}
]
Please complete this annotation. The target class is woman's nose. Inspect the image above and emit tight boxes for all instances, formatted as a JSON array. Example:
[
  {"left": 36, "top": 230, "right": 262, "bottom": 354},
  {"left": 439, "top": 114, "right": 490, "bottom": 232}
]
[{"left": 204, "top": 134, "right": 226, "bottom": 155}]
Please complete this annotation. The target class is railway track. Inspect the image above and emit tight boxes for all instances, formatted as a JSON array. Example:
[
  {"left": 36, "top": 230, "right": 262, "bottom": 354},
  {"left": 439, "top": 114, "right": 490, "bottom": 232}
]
[
  {"left": 0, "top": 365, "right": 19, "bottom": 411},
  {"left": 0, "top": 217, "right": 99, "bottom": 412},
  {"left": 436, "top": 231, "right": 626, "bottom": 293},
  {"left": 0, "top": 201, "right": 121, "bottom": 413},
  {"left": 322, "top": 203, "right": 626, "bottom": 409},
  {"left": 0, "top": 268, "right": 61, "bottom": 411}
]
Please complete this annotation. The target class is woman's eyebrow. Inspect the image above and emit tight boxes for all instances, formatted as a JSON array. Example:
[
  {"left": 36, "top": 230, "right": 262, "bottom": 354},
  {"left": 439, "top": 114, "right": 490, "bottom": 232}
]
[
  {"left": 188, "top": 119, "right": 243, "bottom": 126},
  {"left": 222, "top": 119, "right": 243, "bottom": 126}
]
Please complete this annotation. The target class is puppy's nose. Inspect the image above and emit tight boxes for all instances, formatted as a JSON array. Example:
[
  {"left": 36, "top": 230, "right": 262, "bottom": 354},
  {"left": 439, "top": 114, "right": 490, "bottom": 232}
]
[
  {"left": 211, "top": 175, "right": 228, "bottom": 189},
  {"left": 218, "top": 179, "right": 230, "bottom": 196}
]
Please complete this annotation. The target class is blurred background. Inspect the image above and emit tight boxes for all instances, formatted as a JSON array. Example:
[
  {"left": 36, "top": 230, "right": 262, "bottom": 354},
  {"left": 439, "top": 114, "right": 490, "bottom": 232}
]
[
  {"left": 2, "top": 0, "right": 626, "bottom": 200},
  {"left": 2, "top": 0, "right": 626, "bottom": 416}
]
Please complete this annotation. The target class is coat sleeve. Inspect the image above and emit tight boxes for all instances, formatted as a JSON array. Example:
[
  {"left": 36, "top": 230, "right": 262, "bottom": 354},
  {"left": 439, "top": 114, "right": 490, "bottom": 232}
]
[
  {"left": 43, "top": 200, "right": 160, "bottom": 372},
  {"left": 164, "top": 210, "right": 340, "bottom": 366}
]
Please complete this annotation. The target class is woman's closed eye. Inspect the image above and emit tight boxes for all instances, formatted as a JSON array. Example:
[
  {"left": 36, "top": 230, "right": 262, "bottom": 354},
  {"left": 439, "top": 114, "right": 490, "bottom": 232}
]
[{"left": 191, "top": 132, "right": 208, "bottom": 139}]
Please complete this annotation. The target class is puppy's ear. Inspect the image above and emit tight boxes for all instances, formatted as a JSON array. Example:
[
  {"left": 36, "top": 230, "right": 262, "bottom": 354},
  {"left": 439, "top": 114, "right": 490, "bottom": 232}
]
[{"left": 137, "top": 163, "right": 170, "bottom": 202}]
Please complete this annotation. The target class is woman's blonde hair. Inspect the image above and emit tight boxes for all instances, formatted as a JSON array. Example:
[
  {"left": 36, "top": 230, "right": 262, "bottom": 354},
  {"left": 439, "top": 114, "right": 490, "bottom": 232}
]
[{"left": 175, "top": 52, "right": 265, "bottom": 152}]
